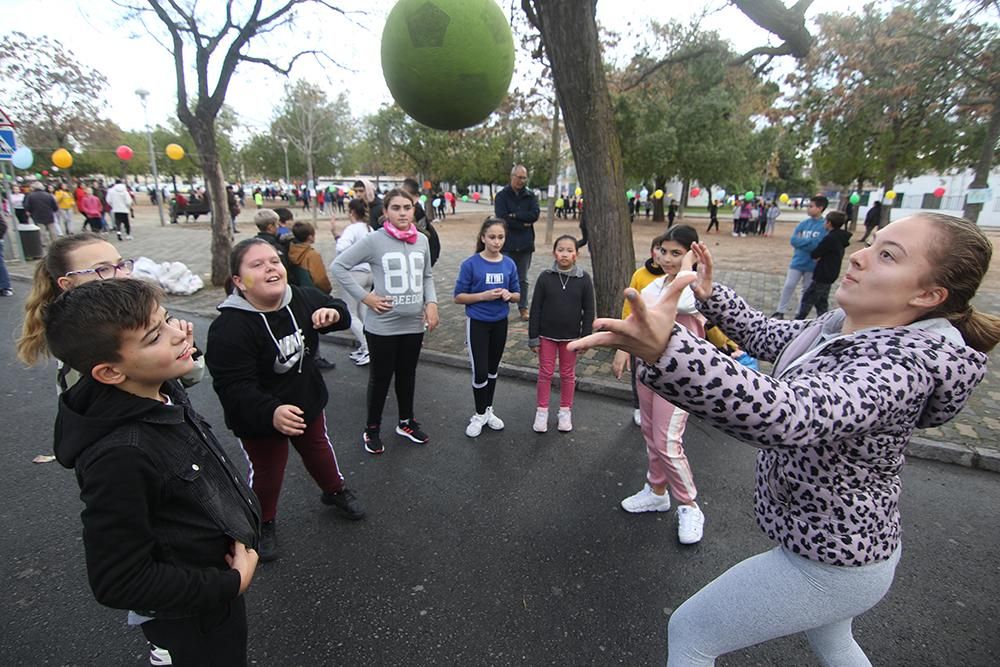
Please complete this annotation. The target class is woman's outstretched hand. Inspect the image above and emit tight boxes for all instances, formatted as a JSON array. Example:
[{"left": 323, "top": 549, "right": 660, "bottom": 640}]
[
  {"left": 568, "top": 271, "right": 698, "bottom": 364},
  {"left": 687, "top": 242, "right": 714, "bottom": 302}
]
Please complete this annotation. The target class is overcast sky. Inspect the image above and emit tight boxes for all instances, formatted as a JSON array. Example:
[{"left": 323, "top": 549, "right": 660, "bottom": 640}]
[{"left": 3, "top": 0, "right": 865, "bottom": 141}]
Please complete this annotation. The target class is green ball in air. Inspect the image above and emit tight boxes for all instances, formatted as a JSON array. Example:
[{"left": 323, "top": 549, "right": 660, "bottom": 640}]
[{"left": 381, "top": 0, "right": 515, "bottom": 130}]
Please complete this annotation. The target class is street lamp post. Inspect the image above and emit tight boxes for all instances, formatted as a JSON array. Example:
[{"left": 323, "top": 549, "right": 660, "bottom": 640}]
[
  {"left": 135, "top": 89, "right": 166, "bottom": 226},
  {"left": 280, "top": 137, "right": 290, "bottom": 201}
]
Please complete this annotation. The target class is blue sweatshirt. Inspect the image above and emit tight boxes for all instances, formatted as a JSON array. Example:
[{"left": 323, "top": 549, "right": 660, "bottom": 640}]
[
  {"left": 454, "top": 253, "right": 520, "bottom": 322},
  {"left": 789, "top": 217, "right": 828, "bottom": 272}
]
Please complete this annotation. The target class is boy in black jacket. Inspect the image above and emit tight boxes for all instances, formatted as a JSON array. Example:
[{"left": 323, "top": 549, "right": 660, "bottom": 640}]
[
  {"left": 796, "top": 210, "right": 852, "bottom": 319},
  {"left": 48, "top": 279, "right": 260, "bottom": 665}
]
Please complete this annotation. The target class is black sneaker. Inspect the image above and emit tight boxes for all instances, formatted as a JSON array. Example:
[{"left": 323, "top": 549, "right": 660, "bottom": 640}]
[
  {"left": 321, "top": 488, "right": 366, "bottom": 520},
  {"left": 395, "top": 419, "right": 429, "bottom": 444},
  {"left": 259, "top": 520, "right": 279, "bottom": 562},
  {"left": 314, "top": 356, "right": 336, "bottom": 370},
  {"left": 363, "top": 429, "right": 384, "bottom": 455}
]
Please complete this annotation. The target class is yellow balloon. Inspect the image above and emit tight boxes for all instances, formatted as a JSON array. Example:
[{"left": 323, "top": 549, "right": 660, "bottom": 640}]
[
  {"left": 165, "top": 143, "right": 185, "bottom": 161},
  {"left": 779, "top": 193, "right": 789, "bottom": 204},
  {"left": 574, "top": 186, "right": 582, "bottom": 196},
  {"left": 654, "top": 189, "right": 664, "bottom": 199},
  {"left": 51, "top": 148, "right": 73, "bottom": 169},
  {"left": 668, "top": 193, "right": 675, "bottom": 199},
  {"left": 885, "top": 190, "right": 896, "bottom": 200}
]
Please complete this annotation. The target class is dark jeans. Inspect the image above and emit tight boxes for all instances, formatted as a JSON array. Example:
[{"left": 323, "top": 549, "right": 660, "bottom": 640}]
[
  {"left": 796, "top": 281, "right": 833, "bottom": 319},
  {"left": 364, "top": 331, "right": 424, "bottom": 428},
  {"left": 114, "top": 212, "right": 131, "bottom": 235},
  {"left": 141, "top": 596, "right": 247, "bottom": 667},
  {"left": 503, "top": 248, "right": 533, "bottom": 311},
  {"left": 467, "top": 317, "right": 508, "bottom": 414},
  {"left": 706, "top": 217, "right": 719, "bottom": 233}
]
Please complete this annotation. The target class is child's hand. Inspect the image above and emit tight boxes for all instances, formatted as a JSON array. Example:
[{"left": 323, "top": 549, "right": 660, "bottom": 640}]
[
  {"left": 482, "top": 289, "right": 503, "bottom": 301},
  {"left": 530, "top": 345, "right": 539, "bottom": 355},
  {"left": 689, "top": 243, "right": 715, "bottom": 302},
  {"left": 312, "top": 308, "right": 340, "bottom": 329},
  {"left": 168, "top": 316, "right": 197, "bottom": 352},
  {"left": 612, "top": 349, "right": 630, "bottom": 379},
  {"left": 273, "top": 404, "right": 306, "bottom": 436},
  {"left": 498, "top": 289, "right": 512, "bottom": 302},
  {"left": 424, "top": 303, "right": 440, "bottom": 332},
  {"left": 225, "top": 541, "right": 259, "bottom": 594},
  {"left": 363, "top": 293, "right": 394, "bottom": 313}
]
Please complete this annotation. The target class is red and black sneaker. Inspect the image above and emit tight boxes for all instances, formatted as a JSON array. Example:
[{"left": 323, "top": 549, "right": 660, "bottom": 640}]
[
  {"left": 363, "top": 428, "right": 384, "bottom": 455},
  {"left": 395, "top": 419, "right": 429, "bottom": 444}
]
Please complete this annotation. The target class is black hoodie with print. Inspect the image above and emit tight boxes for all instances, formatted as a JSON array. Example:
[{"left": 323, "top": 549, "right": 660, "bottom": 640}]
[{"left": 206, "top": 285, "right": 350, "bottom": 438}]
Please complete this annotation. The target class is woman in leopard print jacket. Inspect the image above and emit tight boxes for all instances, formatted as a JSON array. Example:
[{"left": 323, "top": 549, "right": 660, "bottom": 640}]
[{"left": 571, "top": 213, "right": 1000, "bottom": 666}]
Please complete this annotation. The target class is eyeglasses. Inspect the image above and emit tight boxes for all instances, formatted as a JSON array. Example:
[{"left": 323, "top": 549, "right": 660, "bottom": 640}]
[{"left": 64, "top": 259, "right": 135, "bottom": 280}]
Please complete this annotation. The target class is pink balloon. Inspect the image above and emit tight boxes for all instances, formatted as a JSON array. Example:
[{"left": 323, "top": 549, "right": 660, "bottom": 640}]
[
  {"left": 116, "top": 145, "right": 134, "bottom": 161},
  {"left": 690, "top": 187, "right": 701, "bottom": 198},
  {"left": 933, "top": 187, "right": 945, "bottom": 198},
  {"left": 472, "top": 192, "right": 481, "bottom": 201}
]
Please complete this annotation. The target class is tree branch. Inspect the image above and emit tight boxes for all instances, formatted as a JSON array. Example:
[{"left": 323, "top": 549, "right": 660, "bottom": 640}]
[
  {"left": 731, "top": 0, "right": 814, "bottom": 59},
  {"left": 622, "top": 46, "right": 716, "bottom": 91}
]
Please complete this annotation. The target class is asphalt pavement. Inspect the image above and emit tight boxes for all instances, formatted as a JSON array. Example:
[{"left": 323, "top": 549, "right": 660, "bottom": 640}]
[{"left": 1, "top": 292, "right": 998, "bottom": 666}]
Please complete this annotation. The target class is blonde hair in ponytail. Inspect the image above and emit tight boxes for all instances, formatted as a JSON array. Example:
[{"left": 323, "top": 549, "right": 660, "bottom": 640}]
[
  {"left": 16, "top": 233, "right": 105, "bottom": 365},
  {"left": 921, "top": 213, "right": 1000, "bottom": 353}
]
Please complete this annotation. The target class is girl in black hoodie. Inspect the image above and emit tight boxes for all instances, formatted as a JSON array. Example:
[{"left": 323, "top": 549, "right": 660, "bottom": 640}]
[{"left": 206, "top": 239, "right": 364, "bottom": 562}]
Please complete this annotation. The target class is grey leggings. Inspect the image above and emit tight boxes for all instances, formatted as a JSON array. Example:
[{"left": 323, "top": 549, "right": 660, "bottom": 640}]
[{"left": 667, "top": 545, "right": 901, "bottom": 666}]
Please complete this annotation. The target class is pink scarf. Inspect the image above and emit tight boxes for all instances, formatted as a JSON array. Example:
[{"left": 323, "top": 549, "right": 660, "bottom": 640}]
[{"left": 382, "top": 221, "right": 419, "bottom": 244}]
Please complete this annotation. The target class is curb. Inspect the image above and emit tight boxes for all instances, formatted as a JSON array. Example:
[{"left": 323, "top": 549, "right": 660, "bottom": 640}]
[{"left": 12, "top": 273, "right": 995, "bottom": 474}]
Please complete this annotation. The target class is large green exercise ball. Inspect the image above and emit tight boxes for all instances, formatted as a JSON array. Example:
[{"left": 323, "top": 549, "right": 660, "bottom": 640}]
[{"left": 381, "top": 0, "right": 515, "bottom": 130}]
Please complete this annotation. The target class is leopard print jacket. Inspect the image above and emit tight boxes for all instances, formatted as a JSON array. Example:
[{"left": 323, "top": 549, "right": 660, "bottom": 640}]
[{"left": 639, "top": 284, "right": 987, "bottom": 566}]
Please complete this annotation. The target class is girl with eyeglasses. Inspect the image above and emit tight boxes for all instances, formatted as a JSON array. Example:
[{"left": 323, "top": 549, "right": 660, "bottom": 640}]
[{"left": 17, "top": 233, "right": 205, "bottom": 392}]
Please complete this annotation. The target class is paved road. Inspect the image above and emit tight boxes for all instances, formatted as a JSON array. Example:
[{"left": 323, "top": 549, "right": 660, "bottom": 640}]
[{"left": 1, "top": 293, "right": 998, "bottom": 665}]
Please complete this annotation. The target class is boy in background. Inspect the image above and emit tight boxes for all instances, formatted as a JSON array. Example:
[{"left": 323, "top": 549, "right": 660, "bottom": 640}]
[
  {"left": 772, "top": 195, "right": 829, "bottom": 318},
  {"left": 796, "top": 210, "right": 852, "bottom": 319},
  {"left": 48, "top": 279, "right": 260, "bottom": 665}
]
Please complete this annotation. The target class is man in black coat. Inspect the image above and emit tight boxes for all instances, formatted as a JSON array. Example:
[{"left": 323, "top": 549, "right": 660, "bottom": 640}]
[{"left": 494, "top": 164, "right": 540, "bottom": 321}]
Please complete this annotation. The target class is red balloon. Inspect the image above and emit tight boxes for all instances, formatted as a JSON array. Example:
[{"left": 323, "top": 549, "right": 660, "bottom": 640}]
[
  {"left": 42, "top": 170, "right": 49, "bottom": 176},
  {"left": 690, "top": 187, "right": 701, "bottom": 198},
  {"left": 116, "top": 145, "right": 134, "bottom": 161},
  {"left": 933, "top": 187, "right": 946, "bottom": 198},
  {"left": 472, "top": 192, "right": 481, "bottom": 201}
]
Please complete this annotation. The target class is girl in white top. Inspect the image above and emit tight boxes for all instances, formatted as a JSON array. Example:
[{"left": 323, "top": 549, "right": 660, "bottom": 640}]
[{"left": 331, "top": 198, "right": 374, "bottom": 365}]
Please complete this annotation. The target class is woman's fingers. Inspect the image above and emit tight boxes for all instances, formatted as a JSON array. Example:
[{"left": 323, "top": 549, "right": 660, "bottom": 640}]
[{"left": 567, "top": 330, "right": 622, "bottom": 353}]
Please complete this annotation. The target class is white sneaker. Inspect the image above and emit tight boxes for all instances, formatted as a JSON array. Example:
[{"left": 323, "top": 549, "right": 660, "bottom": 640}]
[
  {"left": 532, "top": 407, "right": 548, "bottom": 433},
  {"left": 633, "top": 408, "right": 641, "bottom": 426},
  {"left": 484, "top": 406, "right": 504, "bottom": 430},
  {"left": 677, "top": 505, "right": 705, "bottom": 544},
  {"left": 557, "top": 408, "right": 572, "bottom": 432},
  {"left": 349, "top": 348, "right": 364, "bottom": 360},
  {"left": 149, "top": 643, "right": 173, "bottom": 665},
  {"left": 465, "top": 413, "right": 488, "bottom": 437},
  {"left": 353, "top": 350, "right": 370, "bottom": 366},
  {"left": 126, "top": 234, "right": 133, "bottom": 240},
  {"left": 621, "top": 483, "right": 671, "bottom": 513}
]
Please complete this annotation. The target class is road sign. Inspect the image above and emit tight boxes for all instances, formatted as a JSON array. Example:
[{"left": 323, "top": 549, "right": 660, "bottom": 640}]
[{"left": 0, "top": 128, "right": 16, "bottom": 159}]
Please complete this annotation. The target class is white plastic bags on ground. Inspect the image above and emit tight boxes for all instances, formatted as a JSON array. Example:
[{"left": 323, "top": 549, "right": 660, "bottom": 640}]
[{"left": 132, "top": 256, "right": 205, "bottom": 295}]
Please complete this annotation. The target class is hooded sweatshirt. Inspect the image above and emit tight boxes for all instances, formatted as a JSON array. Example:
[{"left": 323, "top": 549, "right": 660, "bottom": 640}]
[
  {"left": 331, "top": 226, "right": 436, "bottom": 336},
  {"left": 54, "top": 377, "right": 260, "bottom": 618},
  {"left": 788, "top": 216, "right": 828, "bottom": 272},
  {"left": 639, "top": 284, "right": 988, "bottom": 567},
  {"left": 810, "top": 227, "right": 853, "bottom": 284},
  {"left": 106, "top": 182, "right": 133, "bottom": 214},
  {"left": 527, "top": 262, "right": 595, "bottom": 345},
  {"left": 206, "top": 285, "right": 350, "bottom": 438},
  {"left": 288, "top": 241, "right": 332, "bottom": 294}
]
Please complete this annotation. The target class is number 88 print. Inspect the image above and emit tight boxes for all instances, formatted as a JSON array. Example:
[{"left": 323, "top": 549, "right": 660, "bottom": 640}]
[{"left": 381, "top": 251, "right": 425, "bottom": 295}]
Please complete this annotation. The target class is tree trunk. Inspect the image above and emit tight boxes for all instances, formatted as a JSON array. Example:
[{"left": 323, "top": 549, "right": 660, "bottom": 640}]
[
  {"left": 307, "top": 153, "right": 317, "bottom": 225},
  {"left": 652, "top": 176, "right": 666, "bottom": 222},
  {"left": 527, "top": 0, "right": 634, "bottom": 317},
  {"left": 543, "top": 100, "right": 561, "bottom": 247},
  {"left": 189, "top": 115, "right": 232, "bottom": 287},
  {"left": 963, "top": 99, "right": 1000, "bottom": 224},
  {"left": 679, "top": 178, "right": 690, "bottom": 219},
  {"left": 880, "top": 175, "right": 895, "bottom": 229}
]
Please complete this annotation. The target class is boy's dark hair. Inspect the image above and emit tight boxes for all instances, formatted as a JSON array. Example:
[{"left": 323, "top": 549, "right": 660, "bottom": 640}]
[
  {"left": 353, "top": 180, "right": 365, "bottom": 190},
  {"left": 273, "top": 207, "right": 294, "bottom": 224},
  {"left": 810, "top": 195, "right": 829, "bottom": 211},
  {"left": 348, "top": 198, "right": 368, "bottom": 223},
  {"left": 402, "top": 177, "right": 420, "bottom": 194},
  {"left": 44, "top": 279, "right": 161, "bottom": 375},
  {"left": 291, "top": 221, "right": 315, "bottom": 242},
  {"left": 826, "top": 211, "right": 847, "bottom": 229}
]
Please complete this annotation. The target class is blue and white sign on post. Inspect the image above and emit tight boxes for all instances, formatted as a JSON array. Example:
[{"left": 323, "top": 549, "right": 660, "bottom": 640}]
[{"left": 0, "top": 128, "right": 16, "bottom": 160}]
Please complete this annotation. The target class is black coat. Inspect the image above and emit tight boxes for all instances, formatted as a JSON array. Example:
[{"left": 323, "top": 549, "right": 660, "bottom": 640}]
[
  {"left": 494, "top": 185, "right": 540, "bottom": 252},
  {"left": 54, "top": 378, "right": 260, "bottom": 618},
  {"left": 811, "top": 228, "right": 853, "bottom": 284}
]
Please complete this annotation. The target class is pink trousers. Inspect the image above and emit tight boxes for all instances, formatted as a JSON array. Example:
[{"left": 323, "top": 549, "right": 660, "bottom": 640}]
[
  {"left": 636, "top": 381, "right": 698, "bottom": 505},
  {"left": 536, "top": 338, "right": 577, "bottom": 409}
]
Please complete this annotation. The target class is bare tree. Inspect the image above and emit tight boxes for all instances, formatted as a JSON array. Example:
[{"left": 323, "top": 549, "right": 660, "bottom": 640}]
[
  {"left": 122, "top": 0, "right": 348, "bottom": 285},
  {"left": 522, "top": 0, "right": 814, "bottom": 316}
]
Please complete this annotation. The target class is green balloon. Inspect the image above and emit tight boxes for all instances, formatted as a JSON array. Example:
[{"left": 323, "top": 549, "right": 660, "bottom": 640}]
[
  {"left": 745, "top": 191, "right": 755, "bottom": 200},
  {"left": 462, "top": 195, "right": 469, "bottom": 201},
  {"left": 419, "top": 194, "right": 428, "bottom": 203},
  {"left": 381, "top": 0, "right": 515, "bottom": 130},
  {"left": 626, "top": 189, "right": 635, "bottom": 198},
  {"left": 849, "top": 193, "right": 860, "bottom": 205}
]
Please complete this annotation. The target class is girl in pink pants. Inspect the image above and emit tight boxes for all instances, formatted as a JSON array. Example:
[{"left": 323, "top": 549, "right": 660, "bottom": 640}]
[
  {"left": 619, "top": 225, "right": 706, "bottom": 545},
  {"left": 528, "top": 235, "right": 595, "bottom": 433}
]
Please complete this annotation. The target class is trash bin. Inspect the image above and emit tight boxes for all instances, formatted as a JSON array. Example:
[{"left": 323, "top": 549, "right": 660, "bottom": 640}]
[{"left": 17, "top": 223, "right": 44, "bottom": 260}]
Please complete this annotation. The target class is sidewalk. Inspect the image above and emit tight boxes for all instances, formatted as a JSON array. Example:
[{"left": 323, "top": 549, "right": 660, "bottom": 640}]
[{"left": 7, "top": 203, "right": 999, "bottom": 472}]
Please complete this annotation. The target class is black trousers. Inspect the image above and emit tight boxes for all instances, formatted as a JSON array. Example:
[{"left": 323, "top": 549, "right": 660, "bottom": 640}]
[
  {"left": 796, "top": 281, "right": 833, "bottom": 319},
  {"left": 114, "top": 212, "right": 131, "bottom": 235},
  {"left": 467, "top": 317, "right": 508, "bottom": 414},
  {"left": 364, "top": 331, "right": 424, "bottom": 428},
  {"left": 706, "top": 216, "right": 719, "bottom": 233},
  {"left": 140, "top": 596, "right": 247, "bottom": 667}
]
